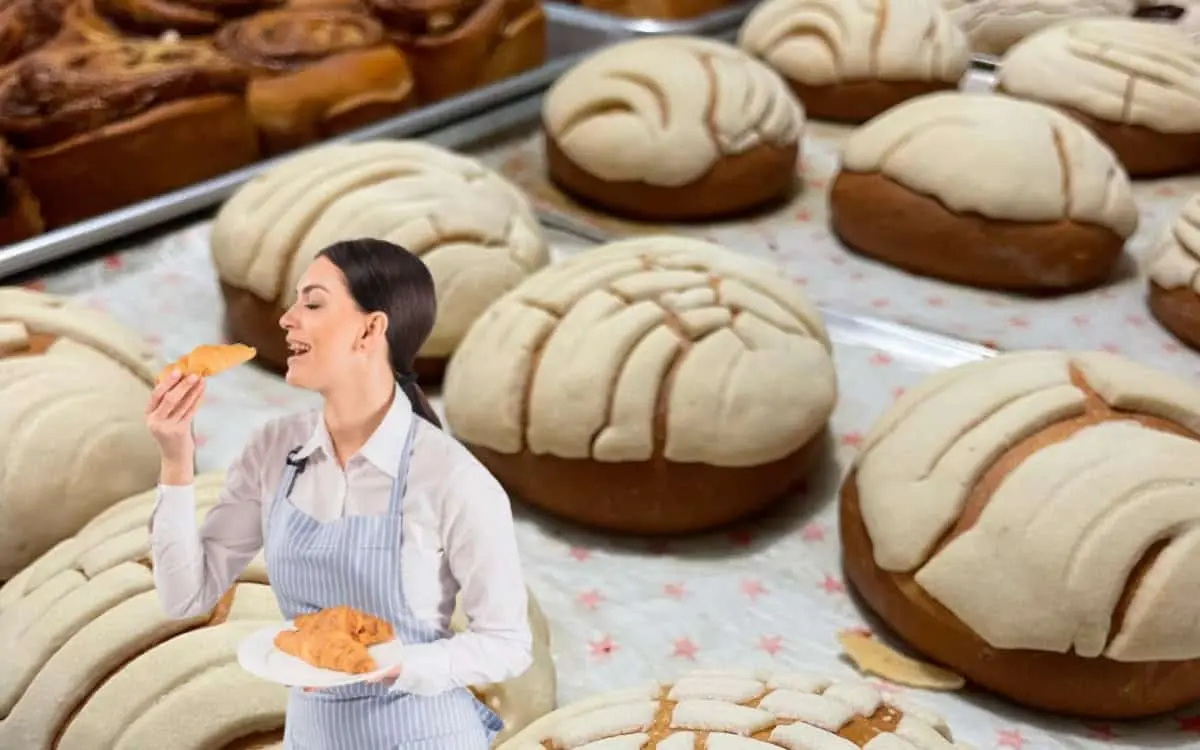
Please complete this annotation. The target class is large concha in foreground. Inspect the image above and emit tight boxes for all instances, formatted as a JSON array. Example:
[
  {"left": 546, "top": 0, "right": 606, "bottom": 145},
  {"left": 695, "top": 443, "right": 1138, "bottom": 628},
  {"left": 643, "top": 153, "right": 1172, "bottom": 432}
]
[
  {"left": 0, "top": 288, "right": 160, "bottom": 580},
  {"left": 842, "top": 350, "right": 1200, "bottom": 718}
]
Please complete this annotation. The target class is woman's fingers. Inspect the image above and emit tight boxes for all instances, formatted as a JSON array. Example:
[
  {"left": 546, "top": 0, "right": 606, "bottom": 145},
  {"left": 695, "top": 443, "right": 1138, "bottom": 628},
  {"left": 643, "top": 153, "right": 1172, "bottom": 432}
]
[
  {"left": 166, "top": 378, "right": 205, "bottom": 421},
  {"left": 145, "top": 370, "right": 182, "bottom": 415}
]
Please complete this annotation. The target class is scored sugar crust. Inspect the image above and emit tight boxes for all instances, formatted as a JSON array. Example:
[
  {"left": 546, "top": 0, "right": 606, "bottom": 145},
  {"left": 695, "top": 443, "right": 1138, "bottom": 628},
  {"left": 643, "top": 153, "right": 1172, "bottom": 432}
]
[
  {"left": 1146, "top": 191, "right": 1200, "bottom": 351},
  {"left": 0, "top": 473, "right": 558, "bottom": 747},
  {"left": 442, "top": 236, "right": 837, "bottom": 534},
  {"left": 0, "top": 288, "right": 160, "bottom": 580},
  {"left": 497, "top": 668, "right": 972, "bottom": 749},
  {"left": 996, "top": 18, "right": 1200, "bottom": 176},
  {"left": 541, "top": 36, "right": 805, "bottom": 221},
  {"left": 841, "top": 350, "right": 1200, "bottom": 718},
  {"left": 210, "top": 139, "right": 549, "bottom": 380},
  {"left": 830, "top": 92, "right": 1138, "bottom": 291},
  {"left": 738, "top": 0, "right": 970, "bottom": 123},
  {"left": 937, "top": 0, "right": 1135, "bottom": 55}
]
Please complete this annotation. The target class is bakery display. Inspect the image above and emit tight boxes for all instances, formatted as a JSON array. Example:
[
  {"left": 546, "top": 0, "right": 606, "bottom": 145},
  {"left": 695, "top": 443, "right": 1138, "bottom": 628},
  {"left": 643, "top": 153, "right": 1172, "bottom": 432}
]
[
  {"left": 996, "top": 18, "right": 1200, "bottom": 177},
  {"left": 363, "top": 0, "right": 547, "bottom": 103},
  {"left": 210, "top": 139, "right": 549, "bottom": 380},
  {"left": 0, "top": 472, "right": 557, "bottom": 746},
  {"left": 442, "top": 236, "right": 837, "bottom": 534},
  {"left": 0, "top": 38, "right": 261, "bottom": 230},
  {"left": 939, "top": 0, "right": 1136, "bottom": 55},
  {"left": 158, "top": 343, "right": 257, "bottom": 381},
  {"left": 0, "top": 288, "right": 160, "bottom": 581},
  {"left": 0, "top": 0, "right": 71, "bottom": 68},
  {"left": 64, "top": 0, "right": 284, "bottom": 41},
  {"left": 1147, "top": 191, "right": 1200, "bottom": 350},
  {"left": 739, "top": 0, "right": 971, "bottom": 123},
  {"left": 830, "top": 92, "right": 1138, "bottom": 291},
  {"left": 213, "top": 7, "right": 417, "bottom": 154},
  {"left": 499, "top": 668, "right": 972, "bottom": 749},
  {"left": 542, "top": 36, "right": 805, "bottom": 221},
  {"left": 842, "top": 350, "right": 1200, "bottom": 718}
]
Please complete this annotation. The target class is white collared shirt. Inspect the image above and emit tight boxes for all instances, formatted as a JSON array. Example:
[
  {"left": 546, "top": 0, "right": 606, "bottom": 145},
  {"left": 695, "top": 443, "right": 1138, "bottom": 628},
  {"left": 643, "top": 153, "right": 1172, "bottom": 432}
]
[{"left": 149, "top": 386, "right": 532, "bottom": 696}]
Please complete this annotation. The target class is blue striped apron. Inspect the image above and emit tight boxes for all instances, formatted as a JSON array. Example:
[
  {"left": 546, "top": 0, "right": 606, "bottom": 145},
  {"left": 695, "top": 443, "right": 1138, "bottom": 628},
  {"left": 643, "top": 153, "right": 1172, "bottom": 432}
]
[{"left": 264, "top": 417, "right": 503, "bottom": 749}]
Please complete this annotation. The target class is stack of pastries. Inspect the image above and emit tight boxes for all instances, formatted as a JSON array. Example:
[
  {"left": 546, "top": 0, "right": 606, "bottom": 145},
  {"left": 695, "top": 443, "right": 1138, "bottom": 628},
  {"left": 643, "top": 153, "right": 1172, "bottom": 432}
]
[{"left": 0, "top": 0, "right": 547, "bottom": 245}]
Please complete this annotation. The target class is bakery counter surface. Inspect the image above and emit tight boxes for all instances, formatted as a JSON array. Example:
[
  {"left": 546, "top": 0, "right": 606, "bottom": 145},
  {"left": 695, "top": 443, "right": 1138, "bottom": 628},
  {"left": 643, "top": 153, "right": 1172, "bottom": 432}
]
[
  {"left": 11, "top": 223, "right": 1195, "bottom": 748},
  {"left": 0, "top": 3, "right": 623, "bottom": 283}
]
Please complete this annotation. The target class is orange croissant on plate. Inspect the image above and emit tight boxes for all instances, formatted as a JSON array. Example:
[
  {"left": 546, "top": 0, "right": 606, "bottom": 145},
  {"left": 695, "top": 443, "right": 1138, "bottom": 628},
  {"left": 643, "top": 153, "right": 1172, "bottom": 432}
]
[
  {"left": 294, "top": 604, "right": 395, "bottom": 646},
  {"left": 276, "top": 628, "right": 377, "bottom": 674},
  {"left": 157, "top": 343, "right": 256, "bottom": 382}
]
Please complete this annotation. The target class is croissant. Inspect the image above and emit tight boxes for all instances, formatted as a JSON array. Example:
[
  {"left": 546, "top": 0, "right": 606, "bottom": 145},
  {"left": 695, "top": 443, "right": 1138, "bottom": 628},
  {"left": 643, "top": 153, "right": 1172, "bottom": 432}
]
[
  {"left": 158, "top": 343, "right": 256, "bottom": 381},
  {"left": 294, "top": 604, "right": 395, "bottom": 646},
  {"left": 275, "top": 628, "right": 377, "bottom": 674}
]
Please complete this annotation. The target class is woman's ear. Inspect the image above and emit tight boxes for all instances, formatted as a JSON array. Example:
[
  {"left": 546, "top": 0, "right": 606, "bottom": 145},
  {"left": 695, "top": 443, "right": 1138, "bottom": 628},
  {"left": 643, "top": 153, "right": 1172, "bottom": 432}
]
[{"left": 363, "top": 311, "right": 389, "bottom": 344}]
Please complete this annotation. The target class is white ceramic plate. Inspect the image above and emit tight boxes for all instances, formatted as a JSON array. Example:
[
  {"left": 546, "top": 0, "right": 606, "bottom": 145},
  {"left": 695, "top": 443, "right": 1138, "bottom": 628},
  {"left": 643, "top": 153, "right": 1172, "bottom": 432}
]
[{"left": 237, "top": 621, "right": 405, "bottom": 688}]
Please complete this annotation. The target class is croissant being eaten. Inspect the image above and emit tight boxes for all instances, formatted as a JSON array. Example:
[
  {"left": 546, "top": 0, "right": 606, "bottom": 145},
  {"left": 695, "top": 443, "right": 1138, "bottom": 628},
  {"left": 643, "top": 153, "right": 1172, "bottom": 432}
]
[{"left": 157, "top": 342, "right": 256, "bottom": 381}]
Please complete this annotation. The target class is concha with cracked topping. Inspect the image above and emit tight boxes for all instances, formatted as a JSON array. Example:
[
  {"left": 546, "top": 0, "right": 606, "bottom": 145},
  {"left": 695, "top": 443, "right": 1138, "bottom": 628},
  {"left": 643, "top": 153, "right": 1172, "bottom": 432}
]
[
  {"left": 442, "top": 236, "right": 836, "bottom": 534},
  {"left": 499, "top": 669, "right": 973, "bottom": 749},
  {"left": 830, "top": 91, "right": 1137, "bottom": 291},
  {"left": 939, "top": 0, "right": 1135, "bottom": 54},
  {"left": 542, "top": 36, "right": 805, "bottom": 221},
  {"left": 1147, "top": 191, "right": 1200, "bottom": 350},
  {"left": 841, "top": 350, "right": 1200, "bottom": 718},
  {"left": 0, "top": 473, "right": 558, "bottom": 747},
  {"left": 739, "top": 0, "right": 971, "bottom": 123},
  {"left": 210, "top": 139, "right": 550, "bottom": 381},
  {"left": 997, "top": 18, "right": 1200, "bottom": 176},
  {"left": 0, "top": 288, "right": 159, "bottom": 580}
]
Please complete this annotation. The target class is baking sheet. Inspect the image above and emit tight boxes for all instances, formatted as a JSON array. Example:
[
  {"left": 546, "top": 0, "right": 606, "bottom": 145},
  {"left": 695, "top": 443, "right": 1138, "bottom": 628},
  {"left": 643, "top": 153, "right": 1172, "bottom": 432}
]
[
  {"left": 0, "top": 3, "right": 618, "bottom": 281},
  {"left": 541, "top": 1, "right": 754, "bottom": 36}
]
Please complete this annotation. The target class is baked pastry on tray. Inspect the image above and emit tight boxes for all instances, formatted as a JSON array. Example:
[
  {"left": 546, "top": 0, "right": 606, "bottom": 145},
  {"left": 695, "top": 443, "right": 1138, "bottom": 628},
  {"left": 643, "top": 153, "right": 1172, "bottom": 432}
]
[
  {"left": 443, "top": 236, "right": 837, "bottom": 535},
  {"left": 0, "top": 38, "right": 260, "bottom": 229},
  {"left": 997, "top": 18, "right": 1200, "bottom": 177},
  {"left": 210, "top": 140, "right": 548, "bottom": 380},
  {"left": 498, "top": 668, "right": 972, "bottom": 749},
  {"left": 0, "top": 137, "right": 42, "bottom": 244},
  {"left": 842, "top": 350, "right": 1200, "bottom": 718},
  {"left": 0, "top": 0, "right": 72, "bottom": 68},
  {"left": 214, "top": 6, "right": 416, "bottom": 153},
  {"left": 739, "top": 0, "right": 971, "bottom": 123},
  {"left": 0, "top": 288, "right": 160, "bottom": 580},
  {"left": 65, "top": 0, "right": 285, "bottom": 41},
  {"left": 362, "top": 0, "right": 547, "bottom": 102},
  {"left": 1147, "top": 191, "right": 1200, "bottom": 351},
  {"left": 543, "top": 36, "right": 805, "bottom": 221},
  {"left": 830, "top": 92, "right": 1138, "bottom": 291},
  {"left": 939, "top": 0, "right": 1135, "bottom": 55}
]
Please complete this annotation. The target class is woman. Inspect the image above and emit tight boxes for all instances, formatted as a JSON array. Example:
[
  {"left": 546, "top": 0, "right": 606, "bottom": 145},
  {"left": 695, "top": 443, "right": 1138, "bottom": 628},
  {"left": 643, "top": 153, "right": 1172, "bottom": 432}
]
[{"left": 145, "top": 239, "right": 531, "bottom": 749}]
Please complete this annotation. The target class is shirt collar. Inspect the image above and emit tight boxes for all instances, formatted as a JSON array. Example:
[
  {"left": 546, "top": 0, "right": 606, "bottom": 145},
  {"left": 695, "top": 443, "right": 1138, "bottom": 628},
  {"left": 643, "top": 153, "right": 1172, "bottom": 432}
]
[{"left": 294, "top": 385, "right": 413, "bottom": 478}]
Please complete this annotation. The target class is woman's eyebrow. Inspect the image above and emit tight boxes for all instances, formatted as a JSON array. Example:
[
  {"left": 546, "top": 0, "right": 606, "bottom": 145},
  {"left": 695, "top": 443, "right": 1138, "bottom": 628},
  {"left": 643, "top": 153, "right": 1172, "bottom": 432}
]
[{"left": 299, "top": 283, "right": 329, "bottom": 296}]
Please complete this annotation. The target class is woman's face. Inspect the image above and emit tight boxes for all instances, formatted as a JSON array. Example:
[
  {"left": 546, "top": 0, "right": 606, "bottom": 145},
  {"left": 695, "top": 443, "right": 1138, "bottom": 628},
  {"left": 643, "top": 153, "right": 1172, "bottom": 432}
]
[{"left": 279, "top": 256, "right": 380, "bottom": 391}]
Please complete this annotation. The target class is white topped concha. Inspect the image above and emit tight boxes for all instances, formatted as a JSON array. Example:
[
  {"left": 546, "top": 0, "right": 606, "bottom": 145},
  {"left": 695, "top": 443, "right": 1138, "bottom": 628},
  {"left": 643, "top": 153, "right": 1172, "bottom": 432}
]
[
  {"left": 210, "top": 140, "right": 550, "bottom": 359},
  {"left": 499, "top": 669, "right": 972, "bottom": 749},
  {"left": 854, "top": 350, "right": 1200, "bottom": 661},
  {"left": 0, "top": 288, "right": 160, "bottom": 580},
  {"left": 0, "top": 473, "right": 557, "bottom": 747},
  {"left": 739, "top": 0, "right": 970, "bottom": 86},
  {"left": 998, "top": 18, "right": 1200, "bottom": 134},
  {"left": 443, "top": 237, "right": 836, "bottom": 467},
  {"left": 840, "top": 92, "right": 1138, "bottom": 236},
  {"left": 542, "top": 36, "right": 805, "bottom": 188},
  {"left": 1147, "top": 191, "right": 1200, "bottom": 292},
  {"left": 939, "top": 0, "right": 1135, "bottom": 55}
]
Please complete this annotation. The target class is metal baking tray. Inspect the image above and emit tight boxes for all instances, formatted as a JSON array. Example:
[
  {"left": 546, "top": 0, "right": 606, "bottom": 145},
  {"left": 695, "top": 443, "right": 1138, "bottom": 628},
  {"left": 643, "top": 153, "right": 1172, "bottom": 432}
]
[
  {"left": 0, "top": 4, "right": 620, "bottom": 281},
  {"left": 542, "top": 1, "right": 754, "bottom": 37}
]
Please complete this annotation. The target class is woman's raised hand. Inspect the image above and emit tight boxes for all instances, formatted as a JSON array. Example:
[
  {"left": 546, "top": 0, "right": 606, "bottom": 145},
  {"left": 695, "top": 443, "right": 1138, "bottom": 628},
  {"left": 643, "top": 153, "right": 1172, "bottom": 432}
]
[{"left": 145, "top": 371, "right": 206, "bottom": 467}]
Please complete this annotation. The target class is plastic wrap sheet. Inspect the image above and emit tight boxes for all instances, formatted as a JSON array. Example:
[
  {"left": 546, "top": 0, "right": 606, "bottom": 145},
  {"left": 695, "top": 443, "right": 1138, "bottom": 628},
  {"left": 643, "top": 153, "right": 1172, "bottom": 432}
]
[{"left": 14, "top": 220, "right": 1198, "bottom": 749}]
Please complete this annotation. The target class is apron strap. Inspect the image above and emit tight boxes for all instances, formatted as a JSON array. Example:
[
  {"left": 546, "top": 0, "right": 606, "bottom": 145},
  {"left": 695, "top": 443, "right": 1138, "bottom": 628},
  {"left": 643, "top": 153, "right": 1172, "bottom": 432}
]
[{"left": 386, "top": 415, "right": 420, "bottom": 517}]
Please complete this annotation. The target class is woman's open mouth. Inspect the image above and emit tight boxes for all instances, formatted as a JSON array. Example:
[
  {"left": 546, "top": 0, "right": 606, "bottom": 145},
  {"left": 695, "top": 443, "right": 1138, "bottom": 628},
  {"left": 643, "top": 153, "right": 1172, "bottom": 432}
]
[{"left": 286, "top": 341, "right": 311, "bottom": 363}]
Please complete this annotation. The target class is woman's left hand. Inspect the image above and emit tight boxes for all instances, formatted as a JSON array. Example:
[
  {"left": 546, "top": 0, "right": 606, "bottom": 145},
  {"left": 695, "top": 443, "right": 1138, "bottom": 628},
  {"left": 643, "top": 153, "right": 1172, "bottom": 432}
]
[{"left": 365, "top": 664, "right": 402, "bottom": 687}]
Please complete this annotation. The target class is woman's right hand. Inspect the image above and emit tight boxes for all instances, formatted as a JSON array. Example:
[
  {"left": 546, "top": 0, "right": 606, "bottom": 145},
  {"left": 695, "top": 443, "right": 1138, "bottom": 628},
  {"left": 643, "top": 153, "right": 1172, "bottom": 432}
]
[{"left": 146, "top": 370, "right": 206, "bottom": 466}]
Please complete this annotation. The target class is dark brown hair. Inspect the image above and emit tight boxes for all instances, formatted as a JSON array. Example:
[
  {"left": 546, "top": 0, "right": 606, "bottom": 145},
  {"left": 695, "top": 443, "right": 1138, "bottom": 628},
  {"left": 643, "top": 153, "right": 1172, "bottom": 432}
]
[{"left": 319, "top": 238, "right": 441, "bottom": 428}]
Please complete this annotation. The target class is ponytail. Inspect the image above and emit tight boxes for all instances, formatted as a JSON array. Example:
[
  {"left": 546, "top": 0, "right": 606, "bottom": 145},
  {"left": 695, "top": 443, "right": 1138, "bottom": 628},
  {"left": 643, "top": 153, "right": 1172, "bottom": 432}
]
[{"left": 396, "top": 371, "right": 442, "bottom": 429}]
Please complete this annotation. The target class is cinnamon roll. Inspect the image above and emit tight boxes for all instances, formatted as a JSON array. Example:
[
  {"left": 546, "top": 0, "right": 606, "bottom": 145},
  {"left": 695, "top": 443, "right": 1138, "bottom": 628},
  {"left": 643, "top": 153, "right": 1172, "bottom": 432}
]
[
  {"left": 0, "top": 137, "right": 41, "bottom": 243},
  {"left": 0, "top": 0, "right": 71, "bottom": 68},
  {"left": 215, "top": 7, "right": 415, "bottom": 152},
  {"left": 363, "top": 0, "right": 546, "bottom": 102},
  {"left": 0, "top": 40, "right": 260, "bottom": 228},
  {"left": 65, "top": 0, "right": 285, "bottom": 42}
]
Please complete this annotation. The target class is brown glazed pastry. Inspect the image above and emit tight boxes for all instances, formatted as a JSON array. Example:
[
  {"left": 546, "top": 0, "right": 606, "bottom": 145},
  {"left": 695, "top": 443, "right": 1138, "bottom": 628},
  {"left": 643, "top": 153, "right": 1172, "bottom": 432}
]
[
  {"left": 1147, "top": 191, "right": 1200, "bottom": 350},
  {"left": 0, "top": 0, "right": 71, "bottom": 68},
  {"left": 0, "top": 137, "right": 42, "bottom": 244},
  {"left": 214, "top": 7, "right": 415, "bottom": 153},
  {"left": 0, "top": 40, "right": 260, "bottom": 229},
  {"left": 831, "top": 92, "right": 1139, "bottom": 291},
  {"left": 65, "top": 0, "right": 285, "bottom": 42},
  {"left": 363, "top": 0, "right": 546, "bottom": 102},
  {"left": 842, "top": 350, "right": 1200, "bottom": 718}
]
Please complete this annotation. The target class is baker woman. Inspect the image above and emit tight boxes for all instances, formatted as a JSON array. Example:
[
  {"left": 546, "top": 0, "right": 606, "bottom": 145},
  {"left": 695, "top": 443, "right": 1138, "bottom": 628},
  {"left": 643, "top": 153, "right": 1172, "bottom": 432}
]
[{"left": 145, "top": 239, "right": 531, "bottom": 749}]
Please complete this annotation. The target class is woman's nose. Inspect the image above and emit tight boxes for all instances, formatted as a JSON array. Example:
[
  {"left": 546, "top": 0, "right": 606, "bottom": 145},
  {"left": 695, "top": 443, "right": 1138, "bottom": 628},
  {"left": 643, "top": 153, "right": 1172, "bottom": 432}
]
[{"left": 279, "top": 307, "right": 295, "bottom": 330}]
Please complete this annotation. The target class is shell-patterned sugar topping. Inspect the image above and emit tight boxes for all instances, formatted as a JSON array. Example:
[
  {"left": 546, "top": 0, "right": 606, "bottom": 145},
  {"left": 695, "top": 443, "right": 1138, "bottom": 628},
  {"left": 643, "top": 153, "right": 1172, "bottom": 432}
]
[
  {"left": 840, "top": 92, "right": 1138, "bottom": 235},
  {"left": 210, "top": 140, "right": 548, "bottom": 355},
  {"left": 739, "top": 0, "right": 970, "bottom": 86},
  {"left": 854, "top": 350, "right": 1200, "bottom": 661},
  {"left": 998, "top": 18, "right": 1200, "bottom": 134},
  {"left": 1147, "top": 191, "right": 1200, "bottom": 292},
  {"left": 500, "top": 669, "right": 971, "bottom": 749},
  {"left": 443, "top": 237, "right": 836, "bottom": 467},
  {"left": 542, "top": 36, "right": 805, "bottom": 188},
  {"left": 937, "top": 0, "right": 1135, "bottom": 53}
]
